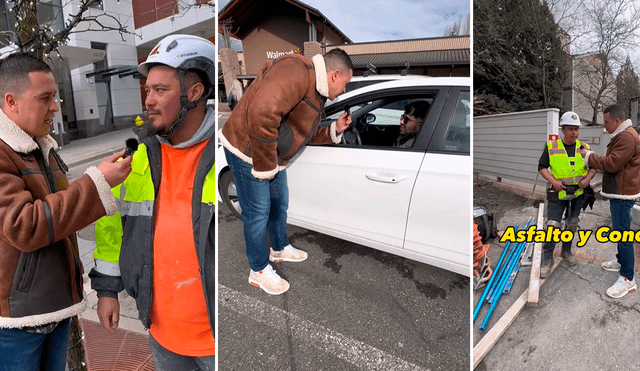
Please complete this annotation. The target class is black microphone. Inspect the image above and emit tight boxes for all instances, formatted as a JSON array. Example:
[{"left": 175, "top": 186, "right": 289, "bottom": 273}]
[{"left": 123, "top": 138, "right": 138, "bottom": 159}]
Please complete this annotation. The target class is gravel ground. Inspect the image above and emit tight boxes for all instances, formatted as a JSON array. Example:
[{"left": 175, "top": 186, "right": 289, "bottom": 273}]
[{"left": 473, "top": 180, "right": 533, "bottom": 224}]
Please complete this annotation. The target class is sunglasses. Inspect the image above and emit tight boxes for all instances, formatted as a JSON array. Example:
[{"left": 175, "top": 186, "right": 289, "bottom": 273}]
[{"left": 401, "top": 114, "right": 422, "bottom": 123}]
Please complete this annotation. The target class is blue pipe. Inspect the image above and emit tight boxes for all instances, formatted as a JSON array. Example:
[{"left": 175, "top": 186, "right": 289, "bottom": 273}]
[
  {"left": 486, "top": 218, "right": 532, "bottom": 301},
  {"left": 480, "top": 217, "right": 534, "bottom": 332},
  {"left": 487, "top": 217, "right": 532, "bottom": 303},
  {"left": 488, "top": 237, "right": 528, "bottom": 304},
  {"left": 473, "top": 225, "right": 520, "bottom": 323}
]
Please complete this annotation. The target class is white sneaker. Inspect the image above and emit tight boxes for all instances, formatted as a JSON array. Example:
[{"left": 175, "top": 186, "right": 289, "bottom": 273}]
[
  {"left": 606, "top": 275, "right": 636, "bottom": 299},
  {"left": 601, "top": 258, "right": 621, "bottom": 272},
  {"left": 248, "top": 264, "right": 290, "bottom": 295},
  {"left": 269, "top": 244, "right": 308, "bottom": 263}
]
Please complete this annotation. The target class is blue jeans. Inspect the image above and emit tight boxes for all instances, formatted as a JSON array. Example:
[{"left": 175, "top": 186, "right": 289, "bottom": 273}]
[
  {"left": 224, "top": 149, "right": 290, "bottom": 272},
  {"left": 149, "top": 335, "right": 215, "bottom": 371},
  {"left": 0, "top": 318, "right": 71, "bottom": 371},
  {"left": 610, "top": 199, "right": 635, "bottom": 280}
]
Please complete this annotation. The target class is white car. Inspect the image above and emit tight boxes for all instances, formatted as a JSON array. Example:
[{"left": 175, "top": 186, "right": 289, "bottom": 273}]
[
  {"left": 217, "top": 77, "right": 471, "bottom": 277},
  {"left": 344, "top": 74, "right": 424, "bottom": 94}
]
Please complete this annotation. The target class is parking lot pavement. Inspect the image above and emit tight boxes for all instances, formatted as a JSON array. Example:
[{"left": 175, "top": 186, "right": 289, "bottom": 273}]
[
  {"left": 473, "top": 195, "right": 640, "bottom": 370},
  {"left": 217, "top": 203, "right": 470, "bottom": 371}
]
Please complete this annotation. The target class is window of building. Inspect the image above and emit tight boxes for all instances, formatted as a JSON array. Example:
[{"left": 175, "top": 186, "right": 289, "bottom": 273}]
[{"left": 89, "top": 0, "right": 104, "bottom": 10}]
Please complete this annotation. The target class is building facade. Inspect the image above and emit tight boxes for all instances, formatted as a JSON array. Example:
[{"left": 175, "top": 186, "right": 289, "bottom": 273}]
[
  {"left": 0, "top": 0, "right": 214, "bottom": 143},
  {"left": 218, "top": 0, "right": 470, "bottom": 101},
  {"left": 565, "top": 53, "right": 617, "bottom": 126}
]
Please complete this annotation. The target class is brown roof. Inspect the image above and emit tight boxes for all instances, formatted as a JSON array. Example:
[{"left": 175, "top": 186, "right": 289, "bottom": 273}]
[
  {"left": 349, "top": 49, "right": 469, "bottom": 68},
  {"left": 326, "top": 36, "right": 469, "bottom": 55}
]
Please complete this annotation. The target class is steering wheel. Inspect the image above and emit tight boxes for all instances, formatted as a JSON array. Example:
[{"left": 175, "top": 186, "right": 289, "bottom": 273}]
[{"left": 340, "top": 122, "right": 362, "bottom": 145}]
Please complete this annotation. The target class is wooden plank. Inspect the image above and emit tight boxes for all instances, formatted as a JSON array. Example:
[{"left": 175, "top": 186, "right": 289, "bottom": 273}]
[
  {"left": 473, "top": 259, "right": 561, "bottom": 369},
  {"left": 527, "top": 205, "right": 545, "bottom": 306}
]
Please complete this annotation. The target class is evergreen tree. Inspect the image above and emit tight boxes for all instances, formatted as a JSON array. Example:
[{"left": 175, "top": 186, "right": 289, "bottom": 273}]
[{"left": 474, "top": 0, "right": 568, "bottom": 114}]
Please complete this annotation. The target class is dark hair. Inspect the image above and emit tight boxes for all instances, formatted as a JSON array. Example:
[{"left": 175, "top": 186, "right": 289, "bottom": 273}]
[
  {"left": 603, "top": 104, "right": 625, "bottom": 121},
  {"left": 0, "top": 53, "right": 51, "bottom": 100},
  {"left": 324, "top": 48, "right": 354, "bottom": 74},
  {"left": 404, "top": 101, "right": 431, "bottom": 121}
]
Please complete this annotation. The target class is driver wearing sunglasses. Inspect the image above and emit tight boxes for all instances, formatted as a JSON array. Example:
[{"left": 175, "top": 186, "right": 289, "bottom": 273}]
[{"left": 394, "top": 101, "right": 430, "bottom": 148}]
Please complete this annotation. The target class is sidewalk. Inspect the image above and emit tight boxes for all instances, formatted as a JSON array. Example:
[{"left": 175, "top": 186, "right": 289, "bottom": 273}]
[
  {"left": 57, "top": 128, "right": 154, "bottom": 370},
  {"left": 58, "top": 127, "right": 137, "bottom": 168}
]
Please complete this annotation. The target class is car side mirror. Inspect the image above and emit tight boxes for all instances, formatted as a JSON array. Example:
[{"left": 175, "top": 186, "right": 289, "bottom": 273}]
[{"left": 365, "top": 113, "right": 376, "bottom": 124}]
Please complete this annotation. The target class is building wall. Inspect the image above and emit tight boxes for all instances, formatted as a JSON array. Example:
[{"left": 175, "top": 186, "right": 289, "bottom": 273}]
[
  {"left": 132, "top": 0, "right": 212, "bottom": 29},
  {"left": 63, "top": 0, "right": 142, "bottom": 138},
  {"left": 317, "top": 20, "right": 344, "bottom": 46},
  {"left": 242, "top": 13, "right": 308, "bottom": 75},
  {"left": 59, "top": 0, "right": 214, "bottom": 139},
  {"left": 474, "top": 109, "right": 560, "bottom": 184},
  {"left": 474, "top": 108, "right": 610, "bottom": 188},
  {"left": 135, "top": 4, "right": 215, "bottom": 47},
  {"left": 132, "top": 0, "right": 178, "bottom": 29}
]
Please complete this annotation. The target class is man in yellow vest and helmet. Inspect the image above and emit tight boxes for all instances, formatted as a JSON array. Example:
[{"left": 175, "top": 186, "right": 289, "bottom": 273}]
[
  {"left": 538, "top": 111, "right": 597, "bottom": 278},
  {"left": 89, "top": 34, "right": 216, "bottom": 369}
]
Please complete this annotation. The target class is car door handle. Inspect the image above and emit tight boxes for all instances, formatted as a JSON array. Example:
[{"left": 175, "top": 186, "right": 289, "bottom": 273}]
[{"left": 365, "top": 174, "right": 406, "bottom": 183}]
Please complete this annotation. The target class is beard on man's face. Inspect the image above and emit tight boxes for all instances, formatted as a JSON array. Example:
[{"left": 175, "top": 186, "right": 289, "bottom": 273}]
[
  {"left": 146, "top": 122, "right": 165, "bottom": 136},
  {"left": 144, "top": 110, "right": 168, "bottom": 136}
]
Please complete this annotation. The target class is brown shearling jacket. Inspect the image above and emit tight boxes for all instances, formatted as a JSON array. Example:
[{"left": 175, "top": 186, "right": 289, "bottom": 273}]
[
  {"left": 220, "top": 53, "right": 342, "bottom": 179},
  {"left": 585, "top": 119, "right": 640, "bottom": 199},
  {"left": 0, "top": 108, "right": 115, "bottom": 328}
]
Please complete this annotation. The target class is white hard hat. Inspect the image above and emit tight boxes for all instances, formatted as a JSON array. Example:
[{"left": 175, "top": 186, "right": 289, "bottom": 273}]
[
  {"left": 559, "top": 111, "right": 581, "bottom": 127},
  {"left": 138, "top": 34, "right": 215, "bottom": 98},
  {"left": 138, "top": 34, "right": 215, "bottom": 139}
]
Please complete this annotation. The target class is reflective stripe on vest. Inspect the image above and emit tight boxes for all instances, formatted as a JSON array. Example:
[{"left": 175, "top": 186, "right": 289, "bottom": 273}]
[
  {"left": 547, "top": 139, "right": 589, "bottom": 199},
  {"left": 118, "top": 144, "right": 215, "bottom": 206},
  {"left": 202, "top": 164, "right": 216, "bottom": 204},
  {"left": 548, "top": 140, "right": 566, "bottom": 156},
  {"left": 548, "top": 139, "right": 589, "bottom": 185}
]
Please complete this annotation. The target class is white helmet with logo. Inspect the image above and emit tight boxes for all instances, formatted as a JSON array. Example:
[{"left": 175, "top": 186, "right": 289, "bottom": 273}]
[
  {"left": 559, "top": 111, "right": 581, "bottom": 127},
  {"left": 138, "top": 34, "right": 215, "bottom": 138}
]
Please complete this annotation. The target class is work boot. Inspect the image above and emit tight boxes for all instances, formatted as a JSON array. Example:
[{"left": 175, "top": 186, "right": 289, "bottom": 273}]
[
  {"left": 561, "top": 249, "right": 577, "bottom": 266},
  {"left": 540, "top": 258, "right": 553, "bottom": 279}
]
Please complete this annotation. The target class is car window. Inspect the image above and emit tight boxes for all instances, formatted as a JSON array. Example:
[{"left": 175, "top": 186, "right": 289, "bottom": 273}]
[
  {"left": 322, "top": 94, "right": 436, "bottom": 149},
  {"left": 442, "top": 91, "right": 470, "bottom": 153},
  {"left": 326, "top": 104, "right": 364, "bottom": 120}
]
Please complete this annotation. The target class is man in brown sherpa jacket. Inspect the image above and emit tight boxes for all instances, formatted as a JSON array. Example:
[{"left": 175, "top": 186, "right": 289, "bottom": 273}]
[
  {"left": 581, "top": 104, "right": 640, "bottom": 299},
  {"left": 220, "top": 48, "right": 353, "bottom": 295},
  {"left": 0, "top": 53, "right": 131, "bottom": 369}
]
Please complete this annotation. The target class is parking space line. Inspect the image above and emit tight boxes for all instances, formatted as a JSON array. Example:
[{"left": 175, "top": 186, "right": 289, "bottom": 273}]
[{"left": 219, "top": 285, "right": 430, "bottom": 371}]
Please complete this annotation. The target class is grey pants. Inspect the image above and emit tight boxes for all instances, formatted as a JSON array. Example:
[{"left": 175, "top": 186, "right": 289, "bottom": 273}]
[{"left": 149, "top": 334, "right": 215, "bottom": 371}]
